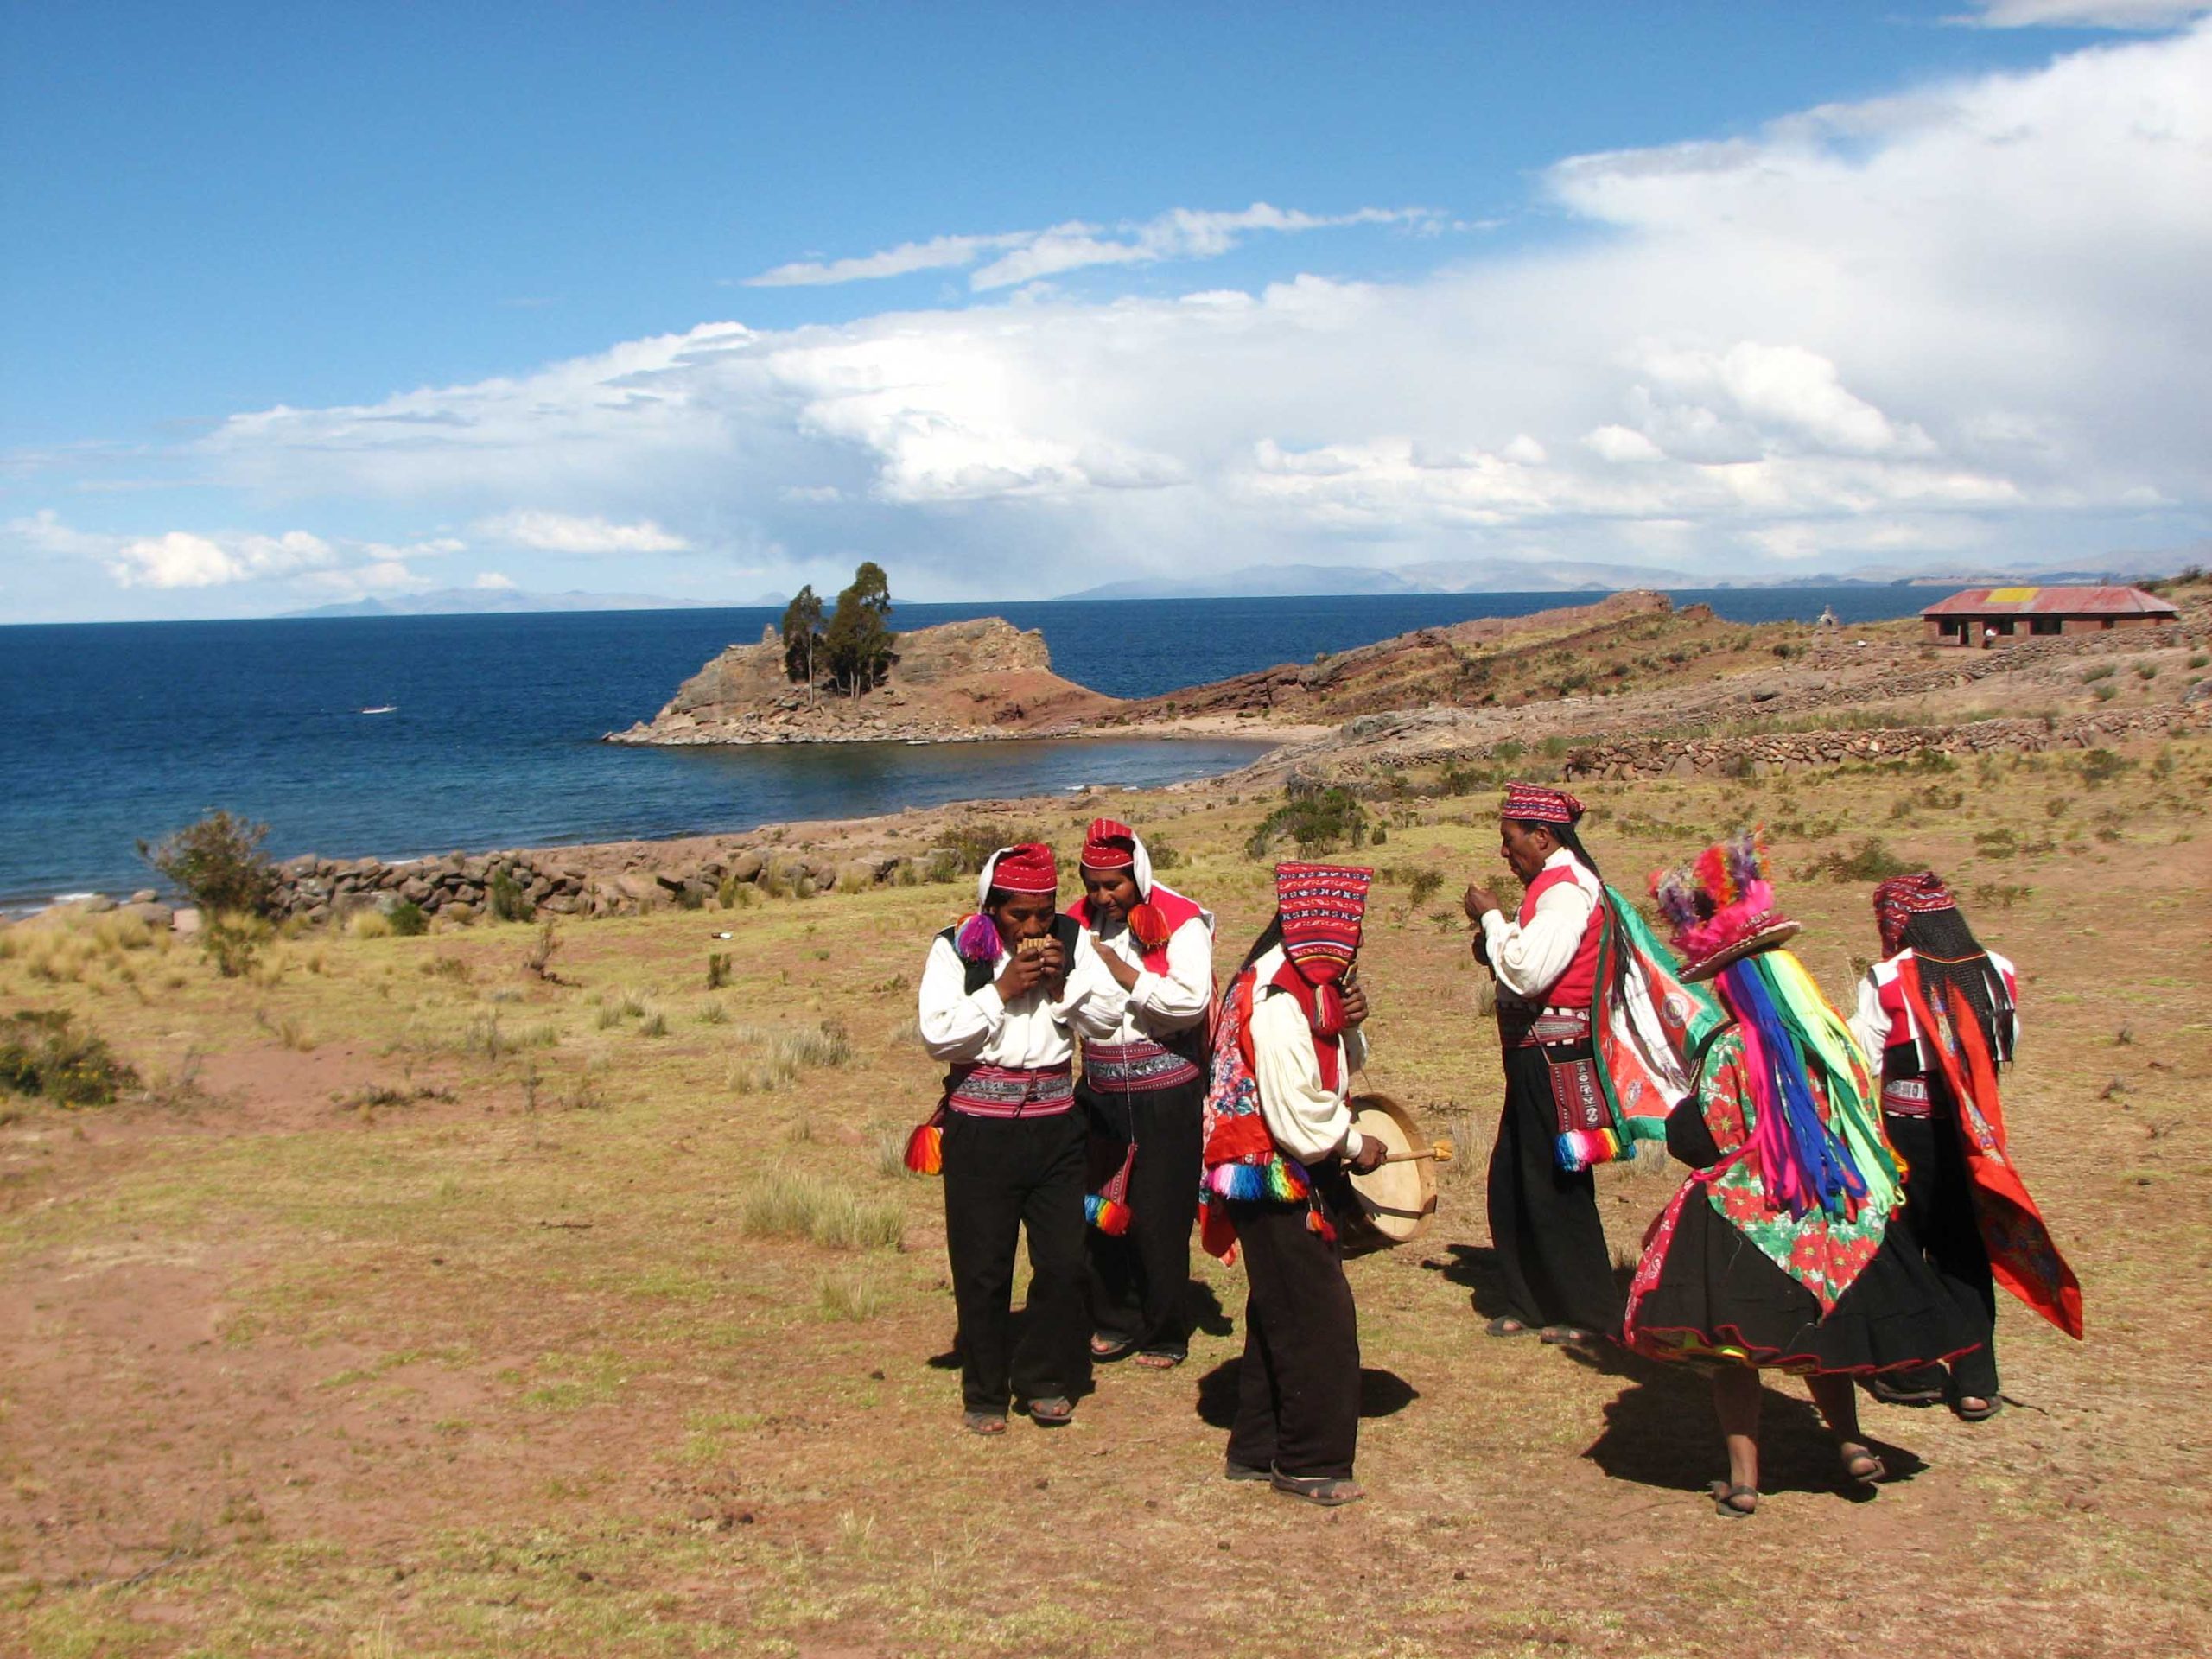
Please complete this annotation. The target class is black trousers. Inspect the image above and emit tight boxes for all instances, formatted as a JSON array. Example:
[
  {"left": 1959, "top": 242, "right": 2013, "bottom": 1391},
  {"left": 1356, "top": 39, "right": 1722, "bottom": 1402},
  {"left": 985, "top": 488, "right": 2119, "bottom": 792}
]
[
  {"left": 1886, "top": 1104, "right": 2001, "bottom": 1397},
  {"left": 1224, "top": 1192, "right": 1360, "bottom": 1480},
  {"left": 1487, "top": 1042, "right": 1626, "bottom": 1332},
  {"left": 940, "top": 1109, "right": 1090, "bottom": 1415},
  {"left": 1081, "top": 1076, "right": 1204, "bottom": 1357}
]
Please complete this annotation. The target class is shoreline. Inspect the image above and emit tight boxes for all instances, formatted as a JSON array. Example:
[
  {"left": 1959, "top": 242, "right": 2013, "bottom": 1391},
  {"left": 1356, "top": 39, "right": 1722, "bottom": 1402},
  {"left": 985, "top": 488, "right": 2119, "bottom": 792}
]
[{"left": 0, "top": 723, "right": 1319, "bottom": 919}]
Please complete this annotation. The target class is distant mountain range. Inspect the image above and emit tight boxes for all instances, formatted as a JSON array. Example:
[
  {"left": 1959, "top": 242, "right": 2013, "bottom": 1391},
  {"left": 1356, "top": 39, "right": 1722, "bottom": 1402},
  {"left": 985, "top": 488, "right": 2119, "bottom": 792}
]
[
  {"left": 1058, "top": 558, "right": 1697, "bottom": 601},
  {"left": 282, "top": 588, "right": 718, "bottom": 619},
  {"left": 1055, "top": 553, "right": 2187, "bottom": 601}
]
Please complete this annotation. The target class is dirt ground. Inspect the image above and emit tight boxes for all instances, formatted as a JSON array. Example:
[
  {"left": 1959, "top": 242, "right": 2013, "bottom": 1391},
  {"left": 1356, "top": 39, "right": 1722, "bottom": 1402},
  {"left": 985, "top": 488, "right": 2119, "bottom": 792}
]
[{"left": 3, "top": 740, "right": 2209, "bottom": 1656}]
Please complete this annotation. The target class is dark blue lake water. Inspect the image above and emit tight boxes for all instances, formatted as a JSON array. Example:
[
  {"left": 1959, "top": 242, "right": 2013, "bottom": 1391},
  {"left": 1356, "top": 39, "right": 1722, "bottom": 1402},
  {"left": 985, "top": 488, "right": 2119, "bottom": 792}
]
[{"left": 0, "top": 587, "right": 1923, "bottom": 904}]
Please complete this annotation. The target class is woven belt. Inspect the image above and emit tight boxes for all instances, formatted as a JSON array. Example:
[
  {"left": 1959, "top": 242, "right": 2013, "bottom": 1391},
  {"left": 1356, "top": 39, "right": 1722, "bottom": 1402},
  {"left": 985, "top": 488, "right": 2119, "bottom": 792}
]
[
  {"left": 1880, "top": 1077, "right": 1932, "bottom": 1119},
  {"left": 1083, "top": 1039, "right": 1201, "bottom": 1092},
  {"left": 945, "top": 1061, "right": 1076, "bottom": 1118},
  {"left": 1499, "top": 1003, "right": 1592, "bottom": 1050}
]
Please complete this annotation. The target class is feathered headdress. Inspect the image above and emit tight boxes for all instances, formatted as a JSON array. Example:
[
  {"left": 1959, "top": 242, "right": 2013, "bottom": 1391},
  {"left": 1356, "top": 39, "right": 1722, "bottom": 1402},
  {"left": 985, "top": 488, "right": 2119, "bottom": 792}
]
[{"left": 1648, "top": 828, "right": 1796, "bottom": 982}]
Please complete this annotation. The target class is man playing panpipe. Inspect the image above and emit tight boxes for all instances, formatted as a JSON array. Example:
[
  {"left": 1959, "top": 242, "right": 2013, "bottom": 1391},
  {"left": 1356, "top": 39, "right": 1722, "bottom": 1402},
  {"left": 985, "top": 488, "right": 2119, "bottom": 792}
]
[{"left": 916, "top": 842, "right": 1121, "bottom": 1434}]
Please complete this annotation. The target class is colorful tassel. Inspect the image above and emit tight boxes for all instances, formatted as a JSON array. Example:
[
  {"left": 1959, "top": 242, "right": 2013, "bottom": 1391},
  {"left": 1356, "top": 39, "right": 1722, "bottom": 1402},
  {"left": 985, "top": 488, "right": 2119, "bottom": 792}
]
[
  {"left": 954, "top": 912, "right": 1001, "bottom": 963},
  {"left": 902, "top": 1119, "right": 944, "bottom": 1176},
  {"left": 1554, "top": 1126, "right": 1623, "bottom": 1174},
  {"left": 1085, "top": 1194, "right": 1134, "bottom": 1236},
  {"left": 1126, "top": 900, "right": 1171, "bottom": 953}
]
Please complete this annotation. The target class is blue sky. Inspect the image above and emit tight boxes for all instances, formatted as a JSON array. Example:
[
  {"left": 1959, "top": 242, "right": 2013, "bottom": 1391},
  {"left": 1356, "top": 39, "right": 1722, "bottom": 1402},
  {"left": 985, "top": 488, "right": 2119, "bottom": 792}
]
[{"left": 3, "top": 1, "right": 2209, "bottom": 619}]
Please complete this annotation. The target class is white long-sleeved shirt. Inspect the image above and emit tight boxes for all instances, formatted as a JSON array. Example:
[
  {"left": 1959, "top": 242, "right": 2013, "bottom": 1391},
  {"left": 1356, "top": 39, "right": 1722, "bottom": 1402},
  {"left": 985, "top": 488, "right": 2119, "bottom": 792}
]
[
  {"left": 1478, "top": 849, "right": 1599, "bottom": 1004},
  {"left": 917, "top": 925, "right": 1122, "bottom": 1067},
  {"left": 1087, "top": 912, "right": 1211, "bottom": 1044},
  {"left": 1245, "top": 944, "right": 1370, "bottom": 1163},
  {"left": 1848, "top": 948, "right": 2022, "bottom": 1071}
]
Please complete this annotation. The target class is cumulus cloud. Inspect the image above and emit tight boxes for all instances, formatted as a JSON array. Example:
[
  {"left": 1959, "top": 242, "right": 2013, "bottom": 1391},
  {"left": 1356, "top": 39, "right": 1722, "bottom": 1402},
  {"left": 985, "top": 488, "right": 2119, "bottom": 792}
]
[
  {"left": 747, "top": 203, "right": 1435, "bottom": 291},
  {"left": 1955, "top": 1, "right": 2209, "bottom": 28},
  {"left": 473, "top": 569, "right": 517, "bottom": 589},
  {"left": 4, "top": 512, "right": 453, "bottom": 599},
  {"left": 474, "top": 510, "right": 690, "bottom": 553},
  {"left": 176, "top": 26, "right": 2210, "bottom": 594}
]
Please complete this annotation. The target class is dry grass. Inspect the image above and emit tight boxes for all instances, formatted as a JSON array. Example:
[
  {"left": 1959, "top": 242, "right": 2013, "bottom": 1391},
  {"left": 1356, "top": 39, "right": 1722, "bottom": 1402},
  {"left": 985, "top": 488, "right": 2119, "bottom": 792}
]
[{"left": 2, "top": 734, "right": 2209, "bottom": 1656}]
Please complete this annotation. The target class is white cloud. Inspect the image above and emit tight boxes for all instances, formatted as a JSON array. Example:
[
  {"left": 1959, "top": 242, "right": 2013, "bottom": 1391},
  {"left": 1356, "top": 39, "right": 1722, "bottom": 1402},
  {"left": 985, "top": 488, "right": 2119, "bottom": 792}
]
[
  {"left": 746, "top": 202, "right": 1436, "bottom": 291},
  {"left": 107, "top": 528, "right": 337, "bottom": 589},
  {"left": 175, "top": 27, "right": 2211, "bottom": 594},
  {"left": 474, "top": 510, "right": 690, "bottom": 553},
  {"left": 1955, "top": 1, "right": 2209, "bottom": 28},
  {"left": 473, "top": 570, "right": 517, "bottom": 589}
]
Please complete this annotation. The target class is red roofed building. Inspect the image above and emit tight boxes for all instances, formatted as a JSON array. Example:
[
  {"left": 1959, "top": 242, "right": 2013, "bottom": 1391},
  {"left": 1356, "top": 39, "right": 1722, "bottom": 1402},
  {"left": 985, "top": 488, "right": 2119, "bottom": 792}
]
[{"left": 1921, "top": 584, "right": 2179, "bottom": 649}]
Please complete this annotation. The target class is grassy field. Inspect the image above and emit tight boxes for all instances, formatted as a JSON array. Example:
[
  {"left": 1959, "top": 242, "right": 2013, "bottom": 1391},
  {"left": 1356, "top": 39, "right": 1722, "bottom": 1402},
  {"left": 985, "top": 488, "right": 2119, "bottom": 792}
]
[{"left": 3, "top": 736, "right": 2209, "bottom": 1657}]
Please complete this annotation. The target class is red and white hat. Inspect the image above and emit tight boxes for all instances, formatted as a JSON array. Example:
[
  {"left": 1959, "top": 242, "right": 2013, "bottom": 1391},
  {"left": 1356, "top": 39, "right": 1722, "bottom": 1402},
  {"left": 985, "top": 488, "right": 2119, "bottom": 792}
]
[
  {"left": 1274, "top": 861, "right": 1371, "bottom": 984},
  {"left": 1079, "top": 817, "right": 1138, "bottom": 871},
  {"left": 1500, "top": 783, "right": 1584, "bottom": 826},
  {"left": 1874, "top": 870, "right": 1955, "bottom": 958},
  {"left": 977, "top": 842, "right": 1058, "bottom": 904}
]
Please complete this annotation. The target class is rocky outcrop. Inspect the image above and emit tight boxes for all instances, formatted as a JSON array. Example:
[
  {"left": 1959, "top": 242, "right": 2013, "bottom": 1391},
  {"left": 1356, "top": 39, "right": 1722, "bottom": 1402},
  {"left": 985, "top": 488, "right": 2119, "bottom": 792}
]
[
  {"left": 607, "top": 618, "right": 1121, "bottom": 746},
  {"left": 1100, "top": 591, "right": 1676, "bottom": 723}
]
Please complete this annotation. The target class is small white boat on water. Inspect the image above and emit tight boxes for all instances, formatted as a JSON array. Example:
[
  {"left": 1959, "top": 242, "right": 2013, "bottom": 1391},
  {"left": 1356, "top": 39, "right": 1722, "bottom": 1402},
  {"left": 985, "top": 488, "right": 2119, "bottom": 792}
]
[{"left": 360, "top": 705, "right": 397, "bottom": 715}]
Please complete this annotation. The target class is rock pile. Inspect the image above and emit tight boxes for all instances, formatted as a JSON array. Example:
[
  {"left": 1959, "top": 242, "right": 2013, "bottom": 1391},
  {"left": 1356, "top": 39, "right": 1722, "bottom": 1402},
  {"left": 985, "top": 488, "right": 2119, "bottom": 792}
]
[
  {"left": 270, "top": 845, "right": 912, "bottom": 925},
  {"left": 1563, "top": 702, "right": 2206, "bottom": 782}
]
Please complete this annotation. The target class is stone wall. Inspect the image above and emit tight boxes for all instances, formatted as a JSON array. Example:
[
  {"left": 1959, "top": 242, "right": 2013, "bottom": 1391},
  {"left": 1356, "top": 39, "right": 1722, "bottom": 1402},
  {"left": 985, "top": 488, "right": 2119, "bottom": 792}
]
[
  {"left": 270, "top": 844, "right": 916, "bottom": 925},
  {"left": 1563, "top": 702, "right": 2206, "bottom": 782}
]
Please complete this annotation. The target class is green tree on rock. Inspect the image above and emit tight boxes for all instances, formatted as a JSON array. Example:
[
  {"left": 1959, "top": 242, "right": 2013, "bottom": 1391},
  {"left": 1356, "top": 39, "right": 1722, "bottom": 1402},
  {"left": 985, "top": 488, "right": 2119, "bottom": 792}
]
[
  {"left": 780, "top": 585, "right": 824, "bottom": 707},
  {"left": 823, "top": 561, "right": 897, "bottom": 697}
]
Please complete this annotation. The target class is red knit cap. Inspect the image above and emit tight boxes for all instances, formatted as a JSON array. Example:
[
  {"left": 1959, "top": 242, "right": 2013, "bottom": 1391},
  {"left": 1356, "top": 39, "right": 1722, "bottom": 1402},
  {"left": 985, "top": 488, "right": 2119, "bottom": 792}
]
[
  {"left": 1501, "top": 782, "right": 1584, "bottom": 826},
  {"left": 1874, "top": 870, "right": 1955, "bottom": 958},
  {"left": 986, "top": 842, "right": 1058, "bottom": 894},
  {"left": 1079, "top": 817, "right": 1137, "bottom": 870},
  {"left": 1274, "top": 861, "right": 1371, "bottom": 984}
]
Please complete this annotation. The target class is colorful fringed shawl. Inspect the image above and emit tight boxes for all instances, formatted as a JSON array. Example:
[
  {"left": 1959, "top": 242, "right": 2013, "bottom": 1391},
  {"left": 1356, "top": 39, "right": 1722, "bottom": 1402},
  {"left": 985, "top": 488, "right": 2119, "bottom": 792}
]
[
  {"left": 1897, "top": 957, "right": 2082, "bottom": 1338},
  {"left": 1625, "top": 949, "right": 1897, "bottom": 1326},
  {"left": 1197, "top": 965, "right": 1339, "bottom": 1262},
  {"left": 1575, "top": 892, "right": 1726, "bottom": 1169}
]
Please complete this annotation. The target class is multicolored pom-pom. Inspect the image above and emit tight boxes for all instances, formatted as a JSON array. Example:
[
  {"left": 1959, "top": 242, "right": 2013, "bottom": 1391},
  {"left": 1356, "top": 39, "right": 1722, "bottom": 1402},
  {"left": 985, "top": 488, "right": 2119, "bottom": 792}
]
[
  {"left": 1554, "top": 1127, "right": 1623, "bottom": 1173},
  {"left": 954, "top": 912, "right": 1001, "bottom": 963},
  {"left": 1126, "top": 901, "right": 1171, "bottom": 953},
  {"left": 903, "top": 1120, "right": 944, "bottom": 1176},
  {"left": 1085, "top": 1194, "right": 1134, "bottom": 1236}
]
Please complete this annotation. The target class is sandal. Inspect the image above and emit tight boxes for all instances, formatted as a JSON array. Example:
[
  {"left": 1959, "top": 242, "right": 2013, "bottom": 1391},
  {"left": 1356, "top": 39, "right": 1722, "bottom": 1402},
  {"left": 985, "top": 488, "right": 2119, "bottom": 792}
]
[
  {"left": 1090, "top": 1333, "right": 1135, "bottom": 1361},
  {"left": 1484, "top": 1316, "right": 1535, "bottom": 1338},
  {"left": 1271, "top": 1471, "right": 1364, "bottom": 1507},
  {"left": 1709, "top": 1481, "right": 1758, "bottom": 1518},
  {"left": 1133, "top": 1350, "right": 1185, "bottom": 1371},
  {"left": 1862, "top": 1373, "right": 1944, "bottom": 1408},
  {"left": 962, "top": 1410, "right": 1007, "bottom": 1436},
  {"left": 1540, "top": 1325, "right": 1599, "bottom": 1346},
  {"left": 1840, "top": 1444, "right": 1886, "bottom": 1486},
  {"left": 1951, "top": 1394, "right": 2003, "bottom": 1423},
  {"left": 1224, "top": 1459, "right": 1273, "bottom": 1483},
  {"left": 1027, "top": 1396, "right": 1075, "bottom": 1427}
]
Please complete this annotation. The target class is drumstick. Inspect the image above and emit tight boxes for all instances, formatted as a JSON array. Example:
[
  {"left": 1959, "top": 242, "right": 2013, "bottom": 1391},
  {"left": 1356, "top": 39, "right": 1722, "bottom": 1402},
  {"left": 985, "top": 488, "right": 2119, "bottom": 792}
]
[{"left": 1377, "top": 1141, "right": 1454, "bottom": 1166}]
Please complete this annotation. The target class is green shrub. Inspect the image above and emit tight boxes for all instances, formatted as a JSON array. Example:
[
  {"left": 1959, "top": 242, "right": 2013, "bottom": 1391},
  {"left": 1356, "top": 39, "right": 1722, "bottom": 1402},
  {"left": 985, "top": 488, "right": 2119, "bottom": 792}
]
[
  {"left": 137, "top": 810, "right": 279, "bottom": 915},
  {"left": 1812, "top": 837, "right": 1916, "bottom": 883},
  {"left": 2082, "top": 664, "right": 2116, "bottom": 683},
  {"left": 201, "top": 912, "right": 270, "bottom": 978},
  {"left": 1245, "top": 782, "right": 1368, "bottom": 860},
  {"left": 388, "top": 900, "right": 429, "bottom": 937},
  {"left": 0, "top": 1010, "right": 137, "bottom": 1106},
  {"left": 938, "top": 820, "right": 1045, "bottom": 876},
  {"left": 487, "top": 868, "right": 534, "bottom": 922},
  {"left": 2078, "top": 749, "right": 2133, "bottom": 789}
]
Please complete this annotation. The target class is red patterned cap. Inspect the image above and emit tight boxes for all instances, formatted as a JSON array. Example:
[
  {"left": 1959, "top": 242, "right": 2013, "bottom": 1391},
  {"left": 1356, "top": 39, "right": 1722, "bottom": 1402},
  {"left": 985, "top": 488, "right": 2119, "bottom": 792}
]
[
  {"left": 1875, "top": 871, "right": 1955, "bottom": 957},
  {"left": 1274, "top": 861, "right": 1371, "bottom": 984},
  {"left": 1501, "top": 783, "right": 1584, "bottom": 826},
  {"left": 984, "top": 842, "right": 1058, "bottom": 895},
  {"left": 1079, "top": 817, "right": 1137, "bottom": 871}
]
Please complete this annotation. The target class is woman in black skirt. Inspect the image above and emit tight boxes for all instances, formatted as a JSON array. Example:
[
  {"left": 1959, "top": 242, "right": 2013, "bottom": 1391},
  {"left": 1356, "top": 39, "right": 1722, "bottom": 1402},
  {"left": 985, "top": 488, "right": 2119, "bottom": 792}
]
[{"left": 1624, "top": 833, "right": 1980, "bottom": 1516}]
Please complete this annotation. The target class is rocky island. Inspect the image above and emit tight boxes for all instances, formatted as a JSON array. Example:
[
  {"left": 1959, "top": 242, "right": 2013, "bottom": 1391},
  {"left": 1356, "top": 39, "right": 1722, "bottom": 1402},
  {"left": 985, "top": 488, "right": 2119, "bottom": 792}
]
[{"left": 605, "top": 615, "right": 1123, "bottom": 746}]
